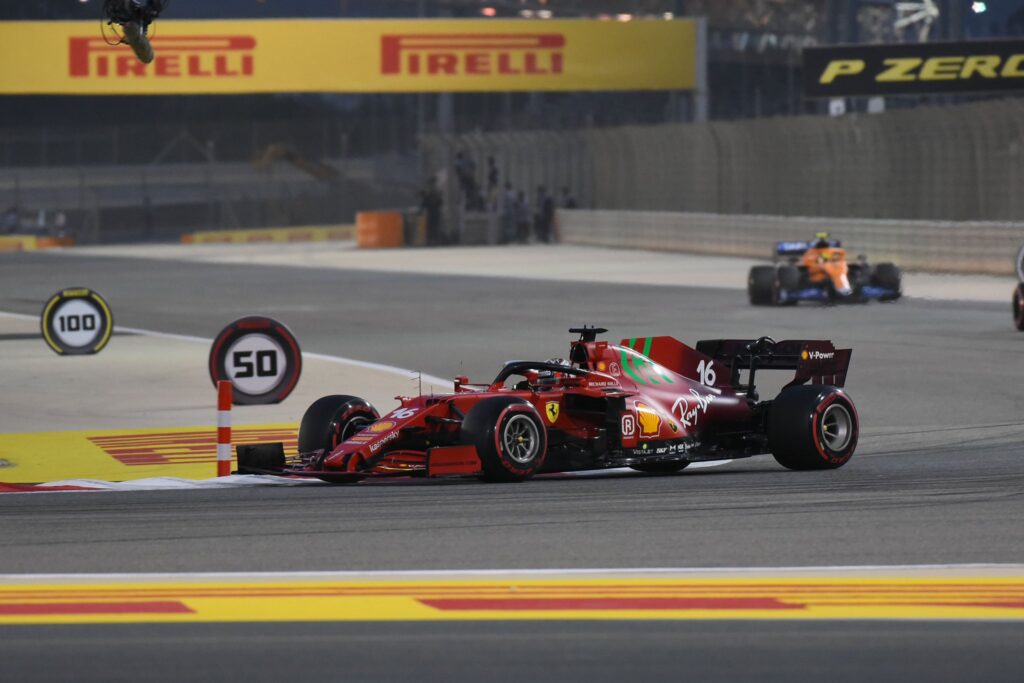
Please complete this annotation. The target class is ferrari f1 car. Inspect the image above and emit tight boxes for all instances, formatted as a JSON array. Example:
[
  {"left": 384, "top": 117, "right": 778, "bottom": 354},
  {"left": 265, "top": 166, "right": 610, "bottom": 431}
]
[
  {"left": 748, "top": 233, "right": 901, "bottom": 305},
  {"left": 237, "top": 327, "right": 858, "bottom": 483},
  {"left": 1013, "top": 243, "right": 1024, "bottom": 331}
]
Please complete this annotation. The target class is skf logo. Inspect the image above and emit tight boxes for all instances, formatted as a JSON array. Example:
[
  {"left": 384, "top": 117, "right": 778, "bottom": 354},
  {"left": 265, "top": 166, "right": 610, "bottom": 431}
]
[
  {"left": 381, "top": 33, "right": 565, "bottom": 77},
  {"left": 69, "top": 36, "right": 256, "bottom": 79},
  {"left": 545, "top": 401, "right": 560, "bottom": 424}
]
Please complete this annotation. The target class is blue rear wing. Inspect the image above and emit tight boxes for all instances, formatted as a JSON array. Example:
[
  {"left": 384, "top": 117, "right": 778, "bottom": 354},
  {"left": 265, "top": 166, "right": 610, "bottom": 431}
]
[{"left": 775, "top": 239, "right": 841, "bottom": 256}]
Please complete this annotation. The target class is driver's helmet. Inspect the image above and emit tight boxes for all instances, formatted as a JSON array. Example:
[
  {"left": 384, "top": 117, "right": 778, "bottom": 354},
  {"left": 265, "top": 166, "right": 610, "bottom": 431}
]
[
  {"left": 535, "top": 357, "right": 572, "bottom": 385},
  {"left": 813, "top": 231, "right": 831, "bottom": 249}
]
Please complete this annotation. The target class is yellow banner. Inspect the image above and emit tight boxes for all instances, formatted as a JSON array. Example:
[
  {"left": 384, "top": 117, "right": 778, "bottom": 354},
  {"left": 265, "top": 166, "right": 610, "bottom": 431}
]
[{"left": 0, "top": 19, "right": 696, "bottom": 95}]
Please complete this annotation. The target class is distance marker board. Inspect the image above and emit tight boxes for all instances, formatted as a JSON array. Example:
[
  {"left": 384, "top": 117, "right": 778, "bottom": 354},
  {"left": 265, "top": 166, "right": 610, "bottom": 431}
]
[
  {"left": 209, "top": 316, "right": 302, "bottom": 405},
  {"left": 40, "top": 288, "right": 114, "bottom": 356}
]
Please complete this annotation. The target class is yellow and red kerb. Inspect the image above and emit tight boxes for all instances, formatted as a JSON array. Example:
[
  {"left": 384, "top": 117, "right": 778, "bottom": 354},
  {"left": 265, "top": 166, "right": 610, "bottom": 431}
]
[{"left": 2, "top": 576, "right": 1023, "bottom": 625}]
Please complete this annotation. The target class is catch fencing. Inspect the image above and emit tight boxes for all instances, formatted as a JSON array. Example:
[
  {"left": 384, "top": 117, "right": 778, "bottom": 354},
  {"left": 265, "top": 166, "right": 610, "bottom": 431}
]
[{"left": 423, "top": 97, "right": 1024, "bottom": 224}]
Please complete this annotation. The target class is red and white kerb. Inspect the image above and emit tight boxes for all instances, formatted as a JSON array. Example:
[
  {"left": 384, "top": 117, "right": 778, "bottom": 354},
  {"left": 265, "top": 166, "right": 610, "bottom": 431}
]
[{"left": 217, "top": 380, "right": 233, "bottom": 477}]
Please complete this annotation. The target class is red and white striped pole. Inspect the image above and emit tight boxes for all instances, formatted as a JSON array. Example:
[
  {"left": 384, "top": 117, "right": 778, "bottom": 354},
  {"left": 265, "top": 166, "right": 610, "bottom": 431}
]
[{"left": 216, "top": 380, "right": 233, "bottom": 477}]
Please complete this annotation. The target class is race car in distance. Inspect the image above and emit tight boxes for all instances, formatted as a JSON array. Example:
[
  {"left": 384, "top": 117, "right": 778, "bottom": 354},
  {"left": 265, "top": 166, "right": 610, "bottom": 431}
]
[
  {"left": 748, "top": 233, "right": 901, "bottom": 305},
  {"left": 238, "top": 327, "right": 859, "bottom": 484},
  {"left": 1013, "top": 243, "right": 1024, "bottom": 331}
]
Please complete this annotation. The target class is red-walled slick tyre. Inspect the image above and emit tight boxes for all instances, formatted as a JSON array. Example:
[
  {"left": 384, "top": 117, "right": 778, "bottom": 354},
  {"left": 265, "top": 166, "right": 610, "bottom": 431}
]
[
  {"left": 461, "top": 397, "right": 548, "bottom": 482},
  {"left": 768, "top": 385, "right": 858, "bottom": 470},
  {"left": 1013, "top": 284, "right": 1024, "bottom": 331},
  {"left": 299, "top": 395, "right": 378, "bottom": 484}
]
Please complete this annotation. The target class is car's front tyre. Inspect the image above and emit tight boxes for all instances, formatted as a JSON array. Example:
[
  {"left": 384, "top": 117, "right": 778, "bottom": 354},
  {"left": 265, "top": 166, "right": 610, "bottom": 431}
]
[
  {"left": 1014, "top": 284, "right": 1024, "bottom": 331},
  {"left": 299, "top": 395, "right": 379, "bottom": 484},
  {"left": 462, "top": 397, "right": 547, "bottom": 482}
]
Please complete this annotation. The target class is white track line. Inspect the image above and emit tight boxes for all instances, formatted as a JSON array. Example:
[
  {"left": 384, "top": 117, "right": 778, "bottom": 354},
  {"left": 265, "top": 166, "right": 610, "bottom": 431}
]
[
  {"left": 1, "top": 564, "right": 1021, "bottom": 581},
  {"left": 7, "top": 462, "right": 733, "bottom": 494},
  {"left": 0, "top": 309, "right": 452, "bottom": 387}
]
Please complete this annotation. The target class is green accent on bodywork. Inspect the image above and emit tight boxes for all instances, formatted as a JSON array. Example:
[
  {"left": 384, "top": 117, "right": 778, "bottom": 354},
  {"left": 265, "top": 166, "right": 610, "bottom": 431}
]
[
  {"left": 620, "top": 347, "right": 646, "bottom": 385},
  {"left": 637, "top": 357, "right": 660, "bottom": 384},
  {"left": 635, "top": 337, "right": 673, "bottom": 384}
]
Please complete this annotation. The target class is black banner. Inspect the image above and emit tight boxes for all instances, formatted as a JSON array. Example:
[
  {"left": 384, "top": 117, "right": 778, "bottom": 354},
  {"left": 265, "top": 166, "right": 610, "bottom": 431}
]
[{"left": 803, "top": 39, "right": 1024, "bottom": 97}]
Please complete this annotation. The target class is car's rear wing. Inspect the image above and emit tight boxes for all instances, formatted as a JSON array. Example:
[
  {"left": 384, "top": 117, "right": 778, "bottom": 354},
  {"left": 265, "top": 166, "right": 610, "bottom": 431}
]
[
  {"left": 775, "top": 239, "right": 841, "bottom": 257},
  {"left": 694, "top": 338, "right": 851, "bottom": 388}
]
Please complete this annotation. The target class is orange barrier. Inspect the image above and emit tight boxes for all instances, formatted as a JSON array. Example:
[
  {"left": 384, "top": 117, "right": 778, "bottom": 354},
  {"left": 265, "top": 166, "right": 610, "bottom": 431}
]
[{"left": 357, "top": 212, "right": 405, "bottom": 249}]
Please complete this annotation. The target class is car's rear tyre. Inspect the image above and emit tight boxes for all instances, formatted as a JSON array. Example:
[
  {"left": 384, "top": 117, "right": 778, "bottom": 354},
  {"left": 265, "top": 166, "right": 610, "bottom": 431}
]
[
  {"left": 748, "top": 266, "right": 776, "bottom": 306},
  {"left": 872, "top": 262, "right": 902, "bottom": 300},
  {"left": 1014, "top": 284, "right": 1024, "bottom": 331},
  {"left": 768, "top": 385, "right": 858, "bottom": 470},
  {"left": 461, "top": 397, "right": 547, "bottom": 482},
  {"left": 630, "top": 461, "right": 690, "bottom": 474},
  {"left": 774, "top": 265, "right": 801, "bottom": 306},
  {"left": 298, "top": 395, "right": 379, "bottom": 484}
]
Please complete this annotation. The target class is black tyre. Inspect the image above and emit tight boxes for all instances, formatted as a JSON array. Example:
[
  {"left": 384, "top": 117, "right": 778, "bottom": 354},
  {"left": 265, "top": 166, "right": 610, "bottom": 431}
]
[
  {"left": 872, "top": 262, "right": 902, "bottom": 300},
  {"left": 774, "top": 265, "right": 801, "bottom": 306},
  {"left": 847, "top": 263, "right": 869, "bottom": 290},
  {"left": 298, "top": 395, "right": 379, "bottom": 484},
  {"left": 748, "top": 266, "right": 776, "bottom": 306},
  {"left": 1014, "top": 284, "right": 1024, "bottom": 331},
  {"left": 461, "top": 397, "right": 548, "bottom": 482},
  {"left": 768, "top": 385, "right": 858, "bottom": 470},
  {"left": 630, "top": 461, "right": 690, "bottom": 474}
]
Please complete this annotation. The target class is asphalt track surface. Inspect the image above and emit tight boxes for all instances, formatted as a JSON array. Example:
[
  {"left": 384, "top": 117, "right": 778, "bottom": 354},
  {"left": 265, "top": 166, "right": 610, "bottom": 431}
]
[{"left": 1, "top": 250, "right": 1023, "bottom": 681}]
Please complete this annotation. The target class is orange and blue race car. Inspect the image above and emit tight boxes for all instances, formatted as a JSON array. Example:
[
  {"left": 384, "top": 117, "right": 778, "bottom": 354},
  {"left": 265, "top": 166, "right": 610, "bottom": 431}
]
[
  {"left": 748, "top": 233, "right": 901, "bottom": 305},
  {"left": 238, "top": 327, "right": 859, "bottom": 484}
]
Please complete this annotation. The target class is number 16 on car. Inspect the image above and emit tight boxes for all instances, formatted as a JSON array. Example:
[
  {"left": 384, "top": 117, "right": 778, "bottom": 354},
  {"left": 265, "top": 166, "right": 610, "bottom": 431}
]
[{"left": 208, "top": 316, "right": 303, "bottom": 405}]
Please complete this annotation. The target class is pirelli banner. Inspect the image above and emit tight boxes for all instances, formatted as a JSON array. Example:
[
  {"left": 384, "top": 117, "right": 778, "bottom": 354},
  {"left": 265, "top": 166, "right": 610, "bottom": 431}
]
[
  {"left": 804, "top": 39, "right": 1024, "bottom": 98},
  {"left": 0, "top": 19, "right": 697, "bottom": 95}
]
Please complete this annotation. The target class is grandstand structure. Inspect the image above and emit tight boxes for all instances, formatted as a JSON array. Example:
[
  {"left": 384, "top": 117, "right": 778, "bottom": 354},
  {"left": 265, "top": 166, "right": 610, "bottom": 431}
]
[{"left": 0, "top": 1, "right": 1020, "bottom": 243}]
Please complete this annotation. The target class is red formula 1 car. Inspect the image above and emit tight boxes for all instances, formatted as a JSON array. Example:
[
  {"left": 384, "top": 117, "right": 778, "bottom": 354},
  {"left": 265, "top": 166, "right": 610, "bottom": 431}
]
[
  {"left": 238, "top": 328, "right": 858, "bottom": 483},
  {"left": 1014, "top": 244, "right": 1024, "bottom": 331}
]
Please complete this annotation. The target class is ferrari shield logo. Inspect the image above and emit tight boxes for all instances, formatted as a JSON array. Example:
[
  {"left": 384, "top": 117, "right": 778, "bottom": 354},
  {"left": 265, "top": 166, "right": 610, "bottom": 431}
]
[{"left": 545, "top": 401, "right": 560, "bottom": 423}]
